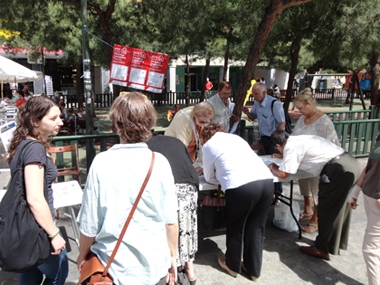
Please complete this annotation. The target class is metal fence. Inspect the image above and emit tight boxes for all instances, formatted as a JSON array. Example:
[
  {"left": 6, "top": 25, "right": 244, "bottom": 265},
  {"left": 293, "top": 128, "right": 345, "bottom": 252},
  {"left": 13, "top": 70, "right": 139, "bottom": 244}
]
[
  {"left": 55, "top": 88, "right": 370, "bottom": 109},
  {"left": 52, "top": 108, "right": 379, "bottom": 177}
]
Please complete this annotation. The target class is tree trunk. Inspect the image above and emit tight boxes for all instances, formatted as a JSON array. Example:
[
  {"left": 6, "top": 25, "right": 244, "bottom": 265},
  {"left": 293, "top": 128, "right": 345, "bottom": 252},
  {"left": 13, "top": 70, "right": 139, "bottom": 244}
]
[
  {"left": 369, "top": 51, "right": 380, "bottom": 108},
  {"left": 186, "top": 54, "right": 190, "bottom": 106},
  {"left": 200, "top": 58, "right": 211, "bottom": 102},
  {"left": 223, "top": 47, "right": 229, "bottom": 81},
  {"left": 232, "top": 0, "right": 312, "bottom": 117},
  {"left": 90, "top": 62, "right": 97, "bottom": 117},
  {"left": 284, "top": 35, "right": 302, "bottom": 111}
]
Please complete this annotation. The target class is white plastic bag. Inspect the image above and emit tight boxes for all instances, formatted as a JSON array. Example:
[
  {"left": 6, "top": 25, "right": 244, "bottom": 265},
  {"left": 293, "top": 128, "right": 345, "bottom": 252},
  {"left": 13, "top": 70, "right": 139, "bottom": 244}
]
[{"left": 273, "top": 200, "right": 300, "bottom": 232}]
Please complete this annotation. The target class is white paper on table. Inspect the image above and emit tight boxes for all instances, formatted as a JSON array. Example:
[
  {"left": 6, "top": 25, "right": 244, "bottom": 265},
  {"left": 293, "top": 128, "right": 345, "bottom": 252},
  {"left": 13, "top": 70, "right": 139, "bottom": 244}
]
[
  {"left": 52, "top": 180, "right": 83, "bottom": 208},
  {"left": 262, "top": 157, "right": 282, "bottom": 167},
  {"left": 229, "top": 121, "right": 239, "bottom": 134},
  {"left": 0, "top": 190, "right": 6, "bottom": 202}
]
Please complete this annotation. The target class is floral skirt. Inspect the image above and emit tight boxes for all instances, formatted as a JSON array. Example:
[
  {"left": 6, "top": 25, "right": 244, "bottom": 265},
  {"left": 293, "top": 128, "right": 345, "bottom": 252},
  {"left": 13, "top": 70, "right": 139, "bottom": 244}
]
[{"left": 176, "top": 183, "right": 198, "bottom": 265}]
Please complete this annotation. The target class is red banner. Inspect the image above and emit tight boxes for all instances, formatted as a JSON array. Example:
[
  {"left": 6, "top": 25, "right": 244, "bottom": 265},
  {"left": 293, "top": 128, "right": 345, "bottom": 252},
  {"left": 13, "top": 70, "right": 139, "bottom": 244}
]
[{"left": 109, "top": 44, "right": 170, "bottom": 93}]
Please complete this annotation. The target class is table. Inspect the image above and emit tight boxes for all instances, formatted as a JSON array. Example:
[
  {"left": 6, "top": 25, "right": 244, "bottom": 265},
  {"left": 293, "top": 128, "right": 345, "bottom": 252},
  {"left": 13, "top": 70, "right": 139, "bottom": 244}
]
[{"left": 199, "top": 155, "right": 315, "bottom": 239}]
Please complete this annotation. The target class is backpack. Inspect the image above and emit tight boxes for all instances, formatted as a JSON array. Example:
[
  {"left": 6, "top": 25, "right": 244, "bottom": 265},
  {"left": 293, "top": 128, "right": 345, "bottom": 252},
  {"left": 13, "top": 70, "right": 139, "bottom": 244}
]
[
  {"left": 0, "top": 141, "right": 50, "bottom": 273},
  {"left": 271, "top": 100, "right": 292, "bottom": 134}
]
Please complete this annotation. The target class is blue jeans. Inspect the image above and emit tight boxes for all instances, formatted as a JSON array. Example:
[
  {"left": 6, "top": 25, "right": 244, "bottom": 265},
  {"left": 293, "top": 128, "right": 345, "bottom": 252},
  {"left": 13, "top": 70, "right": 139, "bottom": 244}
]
[{"left": 19, "top": 249, "right": 68, "bottom": 285}]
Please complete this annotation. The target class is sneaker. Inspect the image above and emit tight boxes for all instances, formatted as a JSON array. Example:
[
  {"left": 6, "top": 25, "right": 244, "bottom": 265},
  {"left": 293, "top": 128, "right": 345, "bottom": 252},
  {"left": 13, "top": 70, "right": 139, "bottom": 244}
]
[{"left": 218, "top": 257, "right": 237, "bottom": 277}]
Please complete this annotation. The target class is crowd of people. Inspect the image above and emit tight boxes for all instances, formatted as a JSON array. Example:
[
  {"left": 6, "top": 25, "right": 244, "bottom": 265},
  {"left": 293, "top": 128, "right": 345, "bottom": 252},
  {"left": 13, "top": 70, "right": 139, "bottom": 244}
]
[{"left": 4, "top": 80, "right": 379, "bottom": 285}]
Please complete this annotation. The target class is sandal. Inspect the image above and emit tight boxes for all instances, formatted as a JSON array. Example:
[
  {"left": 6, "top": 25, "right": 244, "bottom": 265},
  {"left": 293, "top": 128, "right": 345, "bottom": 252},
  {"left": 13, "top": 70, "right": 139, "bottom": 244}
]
[
  {"left": 302, "top": 223, "right": 318, "bottom": 233},
  {"left": 299, "top": 212, "right": 313, "bottom": 221}
]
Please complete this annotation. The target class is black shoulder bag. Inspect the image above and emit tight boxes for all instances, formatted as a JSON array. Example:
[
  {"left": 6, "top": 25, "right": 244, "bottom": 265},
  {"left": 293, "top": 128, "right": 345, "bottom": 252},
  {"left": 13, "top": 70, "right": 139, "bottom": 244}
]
[
  {"left": 0, "top": 141, "right": 50, "bottom": 272},
  {"left": 271, "top": 99, "right": 292, "bottom": 134}
]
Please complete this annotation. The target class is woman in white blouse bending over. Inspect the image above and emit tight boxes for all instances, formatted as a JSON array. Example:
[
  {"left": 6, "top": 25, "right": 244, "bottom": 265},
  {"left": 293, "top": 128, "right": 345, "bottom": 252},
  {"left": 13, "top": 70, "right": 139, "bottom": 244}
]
[
  {"left": 292, "top": 88, "right": 340, "bottom": 233},
  {"left": 201, "top": 123, "right": 273, "bottom": 282}
]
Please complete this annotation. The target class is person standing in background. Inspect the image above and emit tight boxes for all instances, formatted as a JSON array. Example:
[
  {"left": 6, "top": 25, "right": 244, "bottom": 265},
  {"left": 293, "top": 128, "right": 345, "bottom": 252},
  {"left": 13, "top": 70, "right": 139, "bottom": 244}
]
[
  {"left": 242, "top": 82, "right": 285, "bottom": 196},
  {"left": 242, "top": 82, "right": 285, "bottom": 155},
  {"left": 207, "top": 81, "right": 237, "bottom": 133},
  {"left": 205, "top": 78, "right": 213, "bottom": 99},
  {"left": 243, "top": 78, "right": 257, "bottom": 106},
  {"left": 292, "top": 88, "right": 340, "bottom": 233}
]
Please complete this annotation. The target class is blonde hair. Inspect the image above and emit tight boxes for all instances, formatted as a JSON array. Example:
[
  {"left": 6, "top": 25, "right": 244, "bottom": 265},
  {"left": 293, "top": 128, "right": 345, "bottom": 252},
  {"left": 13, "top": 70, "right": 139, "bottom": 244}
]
[
  {"left": 293, "top": 88, "right": 316, "bottom": 108},
  {"left": 193, "top": 102, "right": 214, "bottom": 118}
]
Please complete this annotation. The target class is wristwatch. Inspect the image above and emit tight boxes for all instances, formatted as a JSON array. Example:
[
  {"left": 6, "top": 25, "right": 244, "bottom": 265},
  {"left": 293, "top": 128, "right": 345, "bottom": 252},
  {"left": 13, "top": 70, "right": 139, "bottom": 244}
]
[{"left": 269, "top": 165, "right": 273, "bottom": 171}]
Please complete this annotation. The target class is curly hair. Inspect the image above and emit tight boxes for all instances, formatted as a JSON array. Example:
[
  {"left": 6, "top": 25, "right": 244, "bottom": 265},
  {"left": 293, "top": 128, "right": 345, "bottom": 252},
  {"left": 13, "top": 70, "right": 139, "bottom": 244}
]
[
  {"left": 110, "top": 92, "right": 157, "bottom": 143},
  {"left": 7, "top": 95, "right": 57, "bottom": 161},
  {"left": 200, "top": 123, "right": 225, "bottom": 145}
]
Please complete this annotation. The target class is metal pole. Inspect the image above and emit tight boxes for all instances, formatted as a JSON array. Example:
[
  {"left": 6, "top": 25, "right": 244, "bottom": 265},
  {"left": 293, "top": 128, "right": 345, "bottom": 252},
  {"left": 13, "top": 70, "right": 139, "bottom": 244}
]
[{"left": 81, "top": 0, "right": 96, "bottom": 170}]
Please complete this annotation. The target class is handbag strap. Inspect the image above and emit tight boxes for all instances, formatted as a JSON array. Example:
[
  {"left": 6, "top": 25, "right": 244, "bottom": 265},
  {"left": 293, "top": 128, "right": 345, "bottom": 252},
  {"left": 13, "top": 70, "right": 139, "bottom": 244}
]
[
  {"left": 16, "top": 140, "right": 48, "bottom": 200},
  {"left": 102, "top": 151, "right": 155, "bottom": 277}
]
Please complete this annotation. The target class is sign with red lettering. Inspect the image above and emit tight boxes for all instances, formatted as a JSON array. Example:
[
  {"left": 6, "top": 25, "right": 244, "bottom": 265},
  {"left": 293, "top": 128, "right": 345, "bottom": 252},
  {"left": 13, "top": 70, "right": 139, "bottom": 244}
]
[{"left": 109, "top": 44, "right": 170, "bottom": 93}]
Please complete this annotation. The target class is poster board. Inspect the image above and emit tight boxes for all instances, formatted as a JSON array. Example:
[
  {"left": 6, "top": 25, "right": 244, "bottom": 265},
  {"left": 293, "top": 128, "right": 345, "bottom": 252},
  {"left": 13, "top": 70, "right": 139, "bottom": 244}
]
[
  {"left": 52, "top": 180, "right": 83, "bottom": 208},
  {"left": 109, "top": 44, "right": 170, "bottom": 93}
]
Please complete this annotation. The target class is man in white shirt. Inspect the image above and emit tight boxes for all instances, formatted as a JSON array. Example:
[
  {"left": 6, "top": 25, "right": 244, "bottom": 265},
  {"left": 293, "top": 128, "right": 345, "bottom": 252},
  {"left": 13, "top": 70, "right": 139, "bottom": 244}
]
[{"left": 207, "top": 81, "right": 237, "bottom": 132}]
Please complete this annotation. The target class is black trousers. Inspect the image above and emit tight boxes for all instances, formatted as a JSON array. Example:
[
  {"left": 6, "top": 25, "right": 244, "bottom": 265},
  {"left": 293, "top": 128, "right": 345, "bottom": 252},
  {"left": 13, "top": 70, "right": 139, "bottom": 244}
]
[
  {"left": 258, "top": 136, "right": 277, "bottom": 156},
  {"left": 224, "top": 179, "right": 273, "bottom": 278},
  {"left": 315, "top": 154, "right": 360, "bottom": 254}
]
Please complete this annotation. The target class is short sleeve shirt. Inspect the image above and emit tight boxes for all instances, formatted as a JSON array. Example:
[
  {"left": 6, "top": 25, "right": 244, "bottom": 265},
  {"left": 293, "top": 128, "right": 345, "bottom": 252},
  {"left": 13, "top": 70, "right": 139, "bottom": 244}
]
[
  {"left": 77, "top": 143, "right": 178, "bottom": 285},
  {"left": 9, "top": 139, "right": 57, "bottom": 217},
  {"left": 208, "top": 94, "right": 234, "bottom": 132},
  {"left": 250, "top": 95, "right": 285, "bottom": 136}
]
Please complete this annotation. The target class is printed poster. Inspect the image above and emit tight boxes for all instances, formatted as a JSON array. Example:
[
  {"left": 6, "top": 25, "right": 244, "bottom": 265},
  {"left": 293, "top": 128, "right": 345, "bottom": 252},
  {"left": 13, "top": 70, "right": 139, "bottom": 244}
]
[{"left": 109, "top": 44, "right": 170, "bottom": 93}]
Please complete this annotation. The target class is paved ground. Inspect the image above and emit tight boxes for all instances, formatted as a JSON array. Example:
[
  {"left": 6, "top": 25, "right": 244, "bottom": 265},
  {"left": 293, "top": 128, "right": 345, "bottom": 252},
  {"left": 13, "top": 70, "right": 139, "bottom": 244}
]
[
  {"left": 0, "top": 98, "right": 372, "bottom": 284},
  {"left": 0, "top": 161, "right": 369, "bottom": 284}
]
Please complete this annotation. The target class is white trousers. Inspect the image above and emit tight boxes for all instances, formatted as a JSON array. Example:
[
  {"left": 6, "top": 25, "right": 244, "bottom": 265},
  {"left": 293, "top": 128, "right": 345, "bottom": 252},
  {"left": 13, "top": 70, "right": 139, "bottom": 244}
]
[{"left": 363, "top": 194, "right": 380, "bottom": 285}]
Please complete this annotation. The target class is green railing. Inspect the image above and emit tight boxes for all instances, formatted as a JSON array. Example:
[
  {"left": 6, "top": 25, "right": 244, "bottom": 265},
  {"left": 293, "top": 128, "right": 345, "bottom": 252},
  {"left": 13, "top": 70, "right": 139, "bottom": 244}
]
[
  {"left": 52, "top": 109, "right": 379, "bottom": 180},
  {"left": 51, "top": 133, "right": 119, "bottom": 180},
  {"left": 238, "top": 106, "right": 380, "bottom": 158}
]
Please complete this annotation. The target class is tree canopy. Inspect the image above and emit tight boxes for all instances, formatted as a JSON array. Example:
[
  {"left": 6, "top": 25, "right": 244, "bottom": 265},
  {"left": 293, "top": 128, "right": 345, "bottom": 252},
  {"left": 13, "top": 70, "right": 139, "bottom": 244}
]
[{"left": 1, "top": 0, "right": 380, "bottom": 107}]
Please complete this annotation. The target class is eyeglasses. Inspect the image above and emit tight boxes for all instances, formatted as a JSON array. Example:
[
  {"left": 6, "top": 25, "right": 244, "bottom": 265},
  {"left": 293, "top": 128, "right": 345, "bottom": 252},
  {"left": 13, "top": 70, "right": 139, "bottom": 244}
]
[{"left": 196, "top": 117, "right": 211, "bottom": 125}]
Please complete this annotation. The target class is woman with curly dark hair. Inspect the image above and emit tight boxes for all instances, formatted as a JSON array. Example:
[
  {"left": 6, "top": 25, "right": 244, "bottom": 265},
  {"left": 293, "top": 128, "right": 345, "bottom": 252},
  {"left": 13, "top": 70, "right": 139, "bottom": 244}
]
[{"left": 7, "top": 95, "right": 68, "bottom": 284}]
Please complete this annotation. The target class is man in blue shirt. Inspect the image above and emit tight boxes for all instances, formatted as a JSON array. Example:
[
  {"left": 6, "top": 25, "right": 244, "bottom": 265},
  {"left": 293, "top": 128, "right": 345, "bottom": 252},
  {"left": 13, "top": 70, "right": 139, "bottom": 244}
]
[
  {"left": 242, "top": 82, "right": 285, "bottom": 154},
  {"left": 242, "top": 82, "right": 285, "bottom": 196}
]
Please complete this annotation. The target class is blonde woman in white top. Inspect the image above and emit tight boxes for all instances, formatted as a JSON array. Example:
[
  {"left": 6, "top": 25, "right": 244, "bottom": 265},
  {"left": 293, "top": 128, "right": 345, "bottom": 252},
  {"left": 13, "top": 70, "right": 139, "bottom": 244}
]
[{"left": 292, "top": 88, "right": 339, "bottom": 233}]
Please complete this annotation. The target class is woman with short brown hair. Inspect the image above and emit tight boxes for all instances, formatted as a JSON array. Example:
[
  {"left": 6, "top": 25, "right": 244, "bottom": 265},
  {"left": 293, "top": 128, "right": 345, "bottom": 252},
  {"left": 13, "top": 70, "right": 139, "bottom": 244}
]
[{"left": 77, "top": 91, "right": 179, "bottom": 285}]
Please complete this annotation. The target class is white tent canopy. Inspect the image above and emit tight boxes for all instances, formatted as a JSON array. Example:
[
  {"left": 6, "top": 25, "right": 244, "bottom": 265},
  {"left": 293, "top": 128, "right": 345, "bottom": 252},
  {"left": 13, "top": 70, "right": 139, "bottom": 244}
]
[
  {"left": 0, "top": 55, "right": 39, "bottom": 82},
  {"left": 0, "top": 55, "right": 41, "bottom": 99}
]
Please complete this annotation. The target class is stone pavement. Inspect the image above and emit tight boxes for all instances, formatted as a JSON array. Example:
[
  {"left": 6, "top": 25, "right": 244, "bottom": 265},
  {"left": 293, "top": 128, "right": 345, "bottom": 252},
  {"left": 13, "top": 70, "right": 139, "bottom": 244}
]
[{"left": 0, "top": 158, "right": 369, "bottom": 284}]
